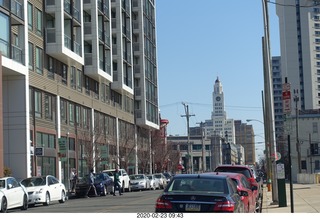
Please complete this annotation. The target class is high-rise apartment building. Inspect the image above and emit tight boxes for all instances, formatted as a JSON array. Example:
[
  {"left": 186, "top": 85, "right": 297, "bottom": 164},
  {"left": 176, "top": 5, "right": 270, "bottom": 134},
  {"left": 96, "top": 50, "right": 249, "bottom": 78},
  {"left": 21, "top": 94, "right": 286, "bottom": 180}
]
[
  {"left": 276, "top": 0, "right": 320, "bottom": 110},
  {"left": 0, "top": 0, "right": 159, "bottom": 185}
]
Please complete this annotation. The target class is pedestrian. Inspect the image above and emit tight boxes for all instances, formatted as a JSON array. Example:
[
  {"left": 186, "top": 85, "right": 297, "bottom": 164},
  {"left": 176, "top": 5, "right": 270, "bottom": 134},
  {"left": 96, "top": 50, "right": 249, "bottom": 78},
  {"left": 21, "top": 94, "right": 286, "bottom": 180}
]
[
  {"left": 86, "top": 168, "right": 97, "bottom": 198},
  {"left": 70, "top": 168, "right": 77, "bottom": 193},
  {"left": 113, "top": 167, "right": 122, "bottom": 196}
]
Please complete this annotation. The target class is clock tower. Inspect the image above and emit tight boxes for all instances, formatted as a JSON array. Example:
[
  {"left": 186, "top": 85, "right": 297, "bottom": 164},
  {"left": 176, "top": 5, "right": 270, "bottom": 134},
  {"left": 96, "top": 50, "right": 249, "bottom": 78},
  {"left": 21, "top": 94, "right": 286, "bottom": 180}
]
[{"left": 211, "top": 77, "right": 235, "bottom": 143}]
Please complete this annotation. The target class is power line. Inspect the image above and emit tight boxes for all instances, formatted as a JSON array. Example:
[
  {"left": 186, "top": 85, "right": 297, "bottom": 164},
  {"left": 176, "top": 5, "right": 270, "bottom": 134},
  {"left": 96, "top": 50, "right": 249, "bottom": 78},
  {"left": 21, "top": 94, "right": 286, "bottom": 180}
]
[{"left": 267, "top": 0, "right": 320, "bottom": 8}]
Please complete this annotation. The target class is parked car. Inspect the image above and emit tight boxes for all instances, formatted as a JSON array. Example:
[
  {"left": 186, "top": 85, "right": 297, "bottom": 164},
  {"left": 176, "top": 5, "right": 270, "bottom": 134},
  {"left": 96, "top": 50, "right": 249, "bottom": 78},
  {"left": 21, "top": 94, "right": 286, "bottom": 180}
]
[
  {"left": 103, "top": 168, "right": 131, "bottom": 192},
  {"left": 214, "top": 164, "right": 263, "bottom": 212},
  {"left": 154, "top": 173, "right": 167, "bottom": 189},
  {"left": 147, "top": 174, "right": 160, "bottom": 190},
  {"left": 20, "top": 175, "right": 66, "bottom": 207},
  {"left": 0, "top": 177, "right": 28, "bottom": 212},
  {"left": 94, "top": 172, "right": 114, "bottom": 196},
  {"left": 155, "top": 173, "right": 245, "bottom": 213},
  {"left": 205, "top": 172, "right": 257, "bottom": 213},
  {"left": 129, "top": 174, "right": 151, "bottom": 191},
  {"left": 162, "top": 172, "right": 172, "bottom": 184},
  {"left": 75, "top": 172, "right": 113, "bottom": 197}
]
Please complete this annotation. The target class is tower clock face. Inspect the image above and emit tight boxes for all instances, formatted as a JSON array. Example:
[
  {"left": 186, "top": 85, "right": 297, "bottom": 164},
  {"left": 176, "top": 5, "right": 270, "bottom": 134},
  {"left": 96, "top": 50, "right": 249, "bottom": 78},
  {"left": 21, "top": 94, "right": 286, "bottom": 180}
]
[{"left": 216, "top": 96, "right": 221, "bottom": 101}]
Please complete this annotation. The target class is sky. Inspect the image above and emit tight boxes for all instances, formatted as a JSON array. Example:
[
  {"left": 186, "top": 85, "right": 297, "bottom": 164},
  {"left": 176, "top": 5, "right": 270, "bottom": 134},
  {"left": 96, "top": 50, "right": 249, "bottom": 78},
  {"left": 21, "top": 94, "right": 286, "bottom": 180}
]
[{"left": 155, "top": 0, "right": 280, "bottom": 157}]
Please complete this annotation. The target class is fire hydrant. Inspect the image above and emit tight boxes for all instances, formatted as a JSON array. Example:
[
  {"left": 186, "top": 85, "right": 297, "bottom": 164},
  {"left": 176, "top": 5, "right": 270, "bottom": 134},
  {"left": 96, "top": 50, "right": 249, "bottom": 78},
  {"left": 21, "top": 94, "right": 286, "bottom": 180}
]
[{"left": 267, "top": 179, "right": 272, "bottom": 192}]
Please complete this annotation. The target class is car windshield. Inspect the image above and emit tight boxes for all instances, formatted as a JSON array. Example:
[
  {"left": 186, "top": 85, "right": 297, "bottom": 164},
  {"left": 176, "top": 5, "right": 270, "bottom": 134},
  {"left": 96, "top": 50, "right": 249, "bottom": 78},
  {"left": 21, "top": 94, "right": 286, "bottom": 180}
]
[
  {"left": 154, "top": 174, "right": 161, "bottom": 178},
  {"left": 167, "top": 178, "right": 226, "bottom": 194},
  {"left": 147, "top": 176, "right": 152, "bottom": 180},
  {"left": 0, "top": 179, "right": 5, "bottom": 189},
  {"left": 130, "top": 175, "right": 144, "bottom": 180},
  {"left": 21, "top": 177, "right": 46, "bottom": 187},
  {"left": 105, "top": 171, "right": 114, "bottom": 177}
]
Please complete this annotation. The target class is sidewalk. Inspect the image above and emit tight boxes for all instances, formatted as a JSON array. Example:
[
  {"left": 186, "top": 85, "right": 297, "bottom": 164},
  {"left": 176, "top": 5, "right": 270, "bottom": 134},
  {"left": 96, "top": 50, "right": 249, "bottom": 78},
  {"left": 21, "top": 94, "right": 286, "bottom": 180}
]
[{"left": 262, "top": 182, "right": 320, "bottom": 213}]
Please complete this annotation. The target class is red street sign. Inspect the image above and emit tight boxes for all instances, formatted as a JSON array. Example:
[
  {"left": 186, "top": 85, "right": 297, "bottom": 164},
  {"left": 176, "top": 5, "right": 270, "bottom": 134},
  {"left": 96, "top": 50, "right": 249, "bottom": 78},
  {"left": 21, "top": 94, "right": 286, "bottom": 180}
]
[
  {"left": 282, "top": 90, "right": 291, "bottom": 99},
  {"left": 282, "top": 83, "right": 291, "bottom": 114},
  {"left": 177, "top": 164, "right": 184, "bottom": 170}
]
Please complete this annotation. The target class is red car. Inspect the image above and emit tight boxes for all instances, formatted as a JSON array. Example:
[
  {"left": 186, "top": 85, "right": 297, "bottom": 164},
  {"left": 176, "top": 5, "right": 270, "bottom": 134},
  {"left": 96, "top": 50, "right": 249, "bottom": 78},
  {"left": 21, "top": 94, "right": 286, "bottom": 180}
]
[
  {"left": 214, "top": 164, "right": 263, "bottom": 212},
  {"left": 206, "top": 172, "right": 257, "bottom": 213}
]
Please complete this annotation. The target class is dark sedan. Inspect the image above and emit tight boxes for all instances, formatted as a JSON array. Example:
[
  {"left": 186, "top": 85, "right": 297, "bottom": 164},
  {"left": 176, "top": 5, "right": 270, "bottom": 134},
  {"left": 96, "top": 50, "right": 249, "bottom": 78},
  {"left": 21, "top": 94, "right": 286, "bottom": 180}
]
[
  {"left": 75, "top": 172, "right": 113, "bottom": 197},
  {"left": 155, "top": 174, "right": 245, "bottom": 213}
]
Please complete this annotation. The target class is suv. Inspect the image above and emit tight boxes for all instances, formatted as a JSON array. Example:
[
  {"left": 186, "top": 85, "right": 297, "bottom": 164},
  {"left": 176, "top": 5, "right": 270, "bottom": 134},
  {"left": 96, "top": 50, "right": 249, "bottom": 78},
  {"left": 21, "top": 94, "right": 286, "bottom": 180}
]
[
  {"left": 103, "top": 168, "right": 131, "bottom": 192},
  {"left": 214, "top": 164, "right": 263, "bottom": 213}
]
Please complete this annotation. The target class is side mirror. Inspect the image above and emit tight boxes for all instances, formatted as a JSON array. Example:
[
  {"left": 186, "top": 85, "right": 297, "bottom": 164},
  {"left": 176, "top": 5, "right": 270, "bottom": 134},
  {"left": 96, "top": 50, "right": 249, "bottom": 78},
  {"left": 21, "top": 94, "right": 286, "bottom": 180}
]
[
  {"left": 7, "top": 183, "right": 13, "bottom": 189},
  {"left": 239, "top": 190, "right": 248, "bottom": 197}
]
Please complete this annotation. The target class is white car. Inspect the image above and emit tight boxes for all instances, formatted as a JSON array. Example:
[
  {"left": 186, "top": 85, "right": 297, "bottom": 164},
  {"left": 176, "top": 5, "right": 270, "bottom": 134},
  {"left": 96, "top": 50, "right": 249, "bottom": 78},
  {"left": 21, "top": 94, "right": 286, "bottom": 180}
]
[
  {"left": 20, "top": 175, "right": 66, "bottom": 206},
  {"left": 103, "top": 169, "right": 131, "bottom": 192},
  {"left": 154, "top": 173, "right": 167, "bottom": 189},
  {"left": 147, "top": 174, "right": 160, "bottom": 190},
  {"left": 129, "top": 174, "right": 151, "bottom": 191},
  {"left": 0, "top": 177, "right": 28, "bottom": 213}
]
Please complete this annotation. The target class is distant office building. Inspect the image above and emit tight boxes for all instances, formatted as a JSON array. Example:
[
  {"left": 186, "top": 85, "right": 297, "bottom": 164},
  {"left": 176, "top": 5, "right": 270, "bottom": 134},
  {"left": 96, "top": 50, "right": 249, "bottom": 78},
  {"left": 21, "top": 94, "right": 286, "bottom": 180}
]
[
  {"left": 234, "top": 120, "right": 255, "bottom": 165},
  {"left": 0, "top": 0, "right": 159, "bottom": 183}
]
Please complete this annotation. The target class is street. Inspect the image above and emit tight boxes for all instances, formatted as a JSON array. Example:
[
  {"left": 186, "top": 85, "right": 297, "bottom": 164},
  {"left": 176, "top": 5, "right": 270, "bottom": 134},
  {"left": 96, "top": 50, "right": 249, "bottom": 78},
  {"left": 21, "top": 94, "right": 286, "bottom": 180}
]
[{"left": 9, "top": 189, "right": 163, "bottom": 213}]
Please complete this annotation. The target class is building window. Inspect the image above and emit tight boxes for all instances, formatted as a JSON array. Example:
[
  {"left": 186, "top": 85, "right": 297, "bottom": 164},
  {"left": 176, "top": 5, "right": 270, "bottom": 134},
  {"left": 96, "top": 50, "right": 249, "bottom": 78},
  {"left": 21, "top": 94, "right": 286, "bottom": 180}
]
[
  {"left": 76, "top": 69, "right": 83, "bottom": 92},
  {"left": 61, "top": 64, "right": 68, "bottom": 85},
  {"left": 69, "top": 102, "right": 74, "bottom": 125},
  {"left": 35, "top": 47, "right": 43, "bottom": 74},
  {"left": 35, "top": 90, "right": 42, "bottom": 118},
  {"left": 315, "top": 160, "right": 320, "bottom": 170},
  {"left": 60, "top": 99, "right": 67, "bottom": 124},
  {"left": 28, "top": 42, "right": 34, "bottom": 70},
  {"left": 36, "top": 8, "right": 42, "bottom": 36},
  {"left": 28, "top": 3, "right": 33, "bottom": 30},
  {"left": 0, "top": 12, "right": 9, "bottom": 57},
  {"left": 70, "top": 66, "right": 76, "bottom": 89},
  {"left": 75, "top": 105, "right": 81, "bottom": 127},
  {"left": 47, "top": 56, "right": 55, "bottom": 79},
  {"left": 301, "top": 160, "right": 307, "bottom": 170},
  {"left": 44, "top": 93, "right": 54, "bottom": 121},
  {"left": 85, "top": 76, "right": 90, "bottom": 95},
  {"left": 36, "top": 156, "right": 56, "bottom": 176}
]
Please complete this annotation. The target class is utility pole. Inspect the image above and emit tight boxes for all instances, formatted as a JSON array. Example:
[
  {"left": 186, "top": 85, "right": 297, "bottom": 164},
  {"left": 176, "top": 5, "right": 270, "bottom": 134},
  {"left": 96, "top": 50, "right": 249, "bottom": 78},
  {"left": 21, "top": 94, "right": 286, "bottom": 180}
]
[
  {"left": 181, "top": 102, "right": 195, "bottom": 174},
  {"left": 197, "top": 122, "right": 206, "bottom": 172},
  {"left": 262, "top": 0, "right": 278, "bottom": 204},
  {"left": 294, "top": 89, "right": 301, "bottom": 173}
]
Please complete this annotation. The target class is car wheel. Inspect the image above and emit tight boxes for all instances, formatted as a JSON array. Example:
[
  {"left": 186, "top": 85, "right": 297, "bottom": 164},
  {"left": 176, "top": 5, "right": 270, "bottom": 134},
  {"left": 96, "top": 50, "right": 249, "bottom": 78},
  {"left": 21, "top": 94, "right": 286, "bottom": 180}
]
[
  {"left": 59, "top": 191, "right": 66, "bottom": 203},
  {"left": 102, "top": 186, "right": 107, "bottom": 196},
  {"left": 43, "top": 192, "right": 50, "bottom": 206},
  {"left": 0, "top": 197, "right": 7, "bottom": 213},
  {"left": 21, "top": 194, "right": 28, "bottom": 210}
]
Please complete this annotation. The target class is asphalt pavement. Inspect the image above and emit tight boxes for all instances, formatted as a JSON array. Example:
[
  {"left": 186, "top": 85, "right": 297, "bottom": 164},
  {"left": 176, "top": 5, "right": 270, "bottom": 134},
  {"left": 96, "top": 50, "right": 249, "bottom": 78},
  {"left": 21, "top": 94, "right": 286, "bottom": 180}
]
[{"left": 262, "top": 182, "right": 320, "bottom": 213}]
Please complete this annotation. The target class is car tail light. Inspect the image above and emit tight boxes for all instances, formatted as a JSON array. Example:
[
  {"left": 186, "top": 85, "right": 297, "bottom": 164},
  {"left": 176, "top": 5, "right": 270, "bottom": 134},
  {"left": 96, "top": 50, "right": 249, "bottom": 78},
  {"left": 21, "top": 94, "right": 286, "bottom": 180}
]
[
  {"left": 155, "top": 197, "right": 173, "bottom": 210},
  {"left": 213, "top": 200, "right": 235, "bottom": 212}
]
